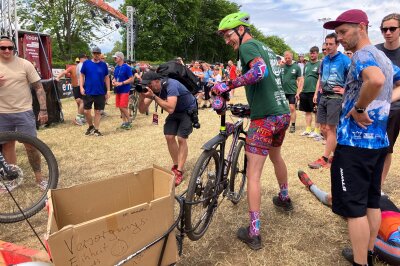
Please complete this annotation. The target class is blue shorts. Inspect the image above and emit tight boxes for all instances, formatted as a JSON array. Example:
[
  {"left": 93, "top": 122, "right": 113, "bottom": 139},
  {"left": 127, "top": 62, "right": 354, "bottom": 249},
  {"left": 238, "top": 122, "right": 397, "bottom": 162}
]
[{"left": 0, "top": 110, "right": 37, "bottom": 137}]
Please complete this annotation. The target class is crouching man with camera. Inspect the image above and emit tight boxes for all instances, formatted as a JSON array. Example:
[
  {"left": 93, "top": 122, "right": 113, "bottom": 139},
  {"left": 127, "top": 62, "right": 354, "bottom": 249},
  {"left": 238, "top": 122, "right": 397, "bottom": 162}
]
[{"left": 138, "top": 71, "right": 199, "bottom": 186}]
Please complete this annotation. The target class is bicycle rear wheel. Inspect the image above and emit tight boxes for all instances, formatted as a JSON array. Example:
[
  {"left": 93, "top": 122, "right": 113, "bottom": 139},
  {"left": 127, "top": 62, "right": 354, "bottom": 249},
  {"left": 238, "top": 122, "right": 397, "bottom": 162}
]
[
  {"left": 229, "top": 140, "right": 246, "bottom": 204},
  {"left": 0, "top": 132, "right": 59, "bottom": 223},
  {"left": 128, "top": 91, "right": 139, "bottom": 121},
  {"left": 184, "top": 149, "right": 220, "bottom": 241}
]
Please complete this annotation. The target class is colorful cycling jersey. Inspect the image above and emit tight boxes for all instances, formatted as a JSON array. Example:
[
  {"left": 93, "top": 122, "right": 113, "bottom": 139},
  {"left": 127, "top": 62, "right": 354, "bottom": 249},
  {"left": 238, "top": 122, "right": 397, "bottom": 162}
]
[
  {"left": 239, "top": 39, "right": 289, "bottom": 119},
  {"left": 320, "top": 51, "right": 351, "bottom": 94},
  {"left": 337, "top": 45, "right": 400, "bottom": 149}
]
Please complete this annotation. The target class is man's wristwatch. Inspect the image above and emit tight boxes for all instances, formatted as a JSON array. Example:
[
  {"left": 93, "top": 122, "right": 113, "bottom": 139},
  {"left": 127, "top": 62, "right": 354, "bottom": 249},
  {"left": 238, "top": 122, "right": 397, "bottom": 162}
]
[
  {"left": 354, "top": 103, "right": 366, "bottom": 113},
  {"left": 152, "top": 95, "right": 156, "bottom": 101}
]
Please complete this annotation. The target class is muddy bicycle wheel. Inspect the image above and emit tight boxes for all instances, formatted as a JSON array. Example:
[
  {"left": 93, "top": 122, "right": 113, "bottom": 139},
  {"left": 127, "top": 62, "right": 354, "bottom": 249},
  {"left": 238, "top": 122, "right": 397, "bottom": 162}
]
[
  {"left": 229, "top": 140, "right": 246, "bottom": 204},
  {"left": 128, "top": 91, "right": 139, "bottom": 121},
  {"left": 0, "top": 131, "right": 59, "bottom": 223},
  {"left": 184, "top": 149, "right": 220, "bottom": 241}
]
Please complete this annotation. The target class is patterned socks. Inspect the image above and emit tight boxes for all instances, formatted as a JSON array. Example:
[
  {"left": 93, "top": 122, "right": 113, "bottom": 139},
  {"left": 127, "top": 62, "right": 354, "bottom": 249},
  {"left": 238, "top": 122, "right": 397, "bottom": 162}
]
[
  {"left": 279, "top": 183, "right": 289, "bottom": 201},
  {"left": 249, "top": 211, "right": 260, "bottom": 237}
]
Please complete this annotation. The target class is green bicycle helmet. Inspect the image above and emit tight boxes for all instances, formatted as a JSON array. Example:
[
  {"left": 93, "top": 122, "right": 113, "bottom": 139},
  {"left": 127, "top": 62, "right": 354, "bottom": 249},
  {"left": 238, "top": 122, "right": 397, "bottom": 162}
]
[{"left": 218, "top": 12, "right": 250, "bottom": 32}]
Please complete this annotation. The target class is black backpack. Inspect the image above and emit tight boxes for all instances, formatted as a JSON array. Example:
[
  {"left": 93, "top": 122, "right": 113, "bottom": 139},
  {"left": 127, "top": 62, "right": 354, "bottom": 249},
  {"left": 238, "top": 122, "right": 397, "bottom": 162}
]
[{"left": 156, "top": 61, "right": 201, "bottom": 95}]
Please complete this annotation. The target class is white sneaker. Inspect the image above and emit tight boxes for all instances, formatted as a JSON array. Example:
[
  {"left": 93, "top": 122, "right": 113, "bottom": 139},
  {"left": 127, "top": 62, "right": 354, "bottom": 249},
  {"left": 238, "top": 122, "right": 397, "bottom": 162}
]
[
  {"left": 300, "top": 131, "right": 311, "bottom": 136},
  {"left": 314, "top": 135, "right": 324, "bottom": 141},
  {"left": 308, "top": 132, "right": 319, "bottom": 138}
]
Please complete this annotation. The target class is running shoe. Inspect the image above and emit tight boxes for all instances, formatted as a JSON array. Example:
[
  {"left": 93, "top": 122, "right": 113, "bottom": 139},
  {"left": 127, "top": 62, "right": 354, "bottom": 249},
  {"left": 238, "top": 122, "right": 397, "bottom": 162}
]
[
  {"left": 73, "top": 118, "right": 84, "bottom": 126},
  {"left": 289, "top": 125, "right": 296, "bottom": 133},
  {"left": 93, "top": 129, "right": 103, "bottom": 136},
  {"left": 298, "top": 170, "right": 314, "bottom": 189},
  {"left": 308, "top": 157, "right": 330, "bottom": 169},
  {"left": 172, "top": 169, "right": 184, "bottom": 186},
  {"left": 85, "top": 125, "right": 95, "bottom": 136},
  {"left": 37, "top": 180, "right": 48, "bottom": 191},
  {"left": 307, "top": 131, "right": 319, "bottom": 138},
  {"left": 300, "top": 131, "right": 311, "bottom": 136},
  {"left": 272, "top": 196, "right": 294, "bottom": 211},
  {"left": 313, "top": 135, "right": 324, "bottom": 141},
  {"left": 0, "top": 177, "right": 22, "bottom": 193},
  {"left": 341, "top": 247, "right": 353, "bottom": 264},
  {"left": 237, "top": 226, "right": 262, "bottom": 250}
]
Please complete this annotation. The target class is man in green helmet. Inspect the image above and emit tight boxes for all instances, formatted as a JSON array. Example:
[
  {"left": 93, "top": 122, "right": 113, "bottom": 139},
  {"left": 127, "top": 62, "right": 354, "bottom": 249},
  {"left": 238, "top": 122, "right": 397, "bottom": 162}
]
[{"left": 213, "top": 12, "right": 292, "bottom": 250}]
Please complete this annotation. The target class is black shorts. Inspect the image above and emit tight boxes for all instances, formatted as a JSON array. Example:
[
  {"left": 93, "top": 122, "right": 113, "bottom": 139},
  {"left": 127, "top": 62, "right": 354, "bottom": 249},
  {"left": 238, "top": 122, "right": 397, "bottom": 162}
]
[
  {"left": 285, "top": 94, "right": 296, "bottom": 105},
  {"left": 331, "top": 144, "right": 387, "bottom": 218},
  {"left": 83, "top": 95, "right": 106, "bottom": 110},
  {"left": 299, "top": 92, "right": 315, "bottom": 112},
  {"left": 73, "top": 86, "right": 82, "bottom": 99},
  {"left": 164, "top": 112, "right": 193, "bottom": 138},
  {"left": 203, "top": 84, "right": 212, "bottom": 100},
  {"left": 387, "top": 109, "right": 400, "bottom": 153}
]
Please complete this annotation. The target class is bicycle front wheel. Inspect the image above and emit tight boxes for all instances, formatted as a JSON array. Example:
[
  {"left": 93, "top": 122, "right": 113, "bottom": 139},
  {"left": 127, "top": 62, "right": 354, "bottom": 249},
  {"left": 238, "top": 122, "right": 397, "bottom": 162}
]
[
  {"left": 184, "top": 149, "right": 220, "bottom": 241},
  {"left": 0, "top": 132, "right": 59, "bottom": 223},
  {"left": 229, "top": 140, "right": 246, "bottom": 204}
]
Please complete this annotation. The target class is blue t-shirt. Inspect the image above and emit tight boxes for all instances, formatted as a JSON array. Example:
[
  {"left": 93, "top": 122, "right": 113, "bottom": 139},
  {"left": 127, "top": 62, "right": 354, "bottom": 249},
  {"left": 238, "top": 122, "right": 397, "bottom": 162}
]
[
  {"left": 320, "top": 51, "right": 351, "bottom": 93},
  {"left": 337, "top": 45, "right": 399, "bottom": 149},
  {"left": 202, "top": 69, "right": 213, "bottom": 83},
  {"left": 80, "top": 60, "right": 109, "bottom": 95},
  {"left": 159, "top": 79, "right": 197, "bottom": 113},
  {"left": 114, "top": 63, "right": 133, "bottom": 94}
]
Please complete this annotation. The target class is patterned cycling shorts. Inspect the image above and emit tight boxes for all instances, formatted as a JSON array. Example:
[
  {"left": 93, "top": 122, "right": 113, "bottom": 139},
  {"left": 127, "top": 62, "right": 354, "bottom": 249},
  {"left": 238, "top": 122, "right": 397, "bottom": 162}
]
[{"left": 245, "top": 114, "right": 290, "bottom": 156}]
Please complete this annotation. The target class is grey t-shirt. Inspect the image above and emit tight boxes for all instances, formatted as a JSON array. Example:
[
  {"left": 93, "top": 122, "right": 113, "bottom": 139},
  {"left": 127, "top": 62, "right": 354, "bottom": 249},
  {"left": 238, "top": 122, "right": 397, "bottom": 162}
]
[{"left": 376, "top": 43, "right": 400, "bottom": 110}]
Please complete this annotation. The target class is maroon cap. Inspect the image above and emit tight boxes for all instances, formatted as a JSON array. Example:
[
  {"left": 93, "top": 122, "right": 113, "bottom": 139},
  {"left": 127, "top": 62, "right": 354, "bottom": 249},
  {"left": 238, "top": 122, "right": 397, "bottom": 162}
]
[{"left": 323, "top": 9, "right": 369, "bottom": 30}]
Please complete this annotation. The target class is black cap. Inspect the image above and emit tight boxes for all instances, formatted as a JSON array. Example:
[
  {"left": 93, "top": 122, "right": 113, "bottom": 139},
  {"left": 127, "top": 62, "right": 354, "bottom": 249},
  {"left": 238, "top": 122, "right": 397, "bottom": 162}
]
[
  {"left": 141, "top": 71, "right": 162, "bottom": 86},
  {"left": 78, "top": 54, "right": 87, "bottom": 59}
]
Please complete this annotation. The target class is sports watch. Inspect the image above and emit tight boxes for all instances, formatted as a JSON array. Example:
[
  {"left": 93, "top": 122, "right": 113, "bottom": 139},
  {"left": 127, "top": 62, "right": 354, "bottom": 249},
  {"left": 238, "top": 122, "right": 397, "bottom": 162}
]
[{"left": 354, "top": 103, "right": 366, "bottom": 113}]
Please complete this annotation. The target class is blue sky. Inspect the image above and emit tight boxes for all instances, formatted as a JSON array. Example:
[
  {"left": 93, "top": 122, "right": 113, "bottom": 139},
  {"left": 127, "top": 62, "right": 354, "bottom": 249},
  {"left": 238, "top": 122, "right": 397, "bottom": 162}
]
[{"left": 98, "top": 0, "right": 397, "bottom": 54}]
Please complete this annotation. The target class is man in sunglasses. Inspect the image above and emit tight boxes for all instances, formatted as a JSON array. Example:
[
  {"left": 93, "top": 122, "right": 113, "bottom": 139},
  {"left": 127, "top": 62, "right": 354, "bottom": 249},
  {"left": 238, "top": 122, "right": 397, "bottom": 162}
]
[
  {"left": 79, "top": 46, "right": 110, "bottom": 136},
  {"left": 376, "top": 13, "right": 400, "bottom": 190},
  {"left": 0, "top": 35, "right": 49, "bottom": 190}
]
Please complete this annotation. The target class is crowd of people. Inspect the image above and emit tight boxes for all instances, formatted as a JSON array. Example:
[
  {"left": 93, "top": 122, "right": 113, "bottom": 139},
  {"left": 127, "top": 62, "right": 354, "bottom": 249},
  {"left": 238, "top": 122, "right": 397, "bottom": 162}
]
[{"left": 0, "top": 7, "right": 399, "bottom": 266}]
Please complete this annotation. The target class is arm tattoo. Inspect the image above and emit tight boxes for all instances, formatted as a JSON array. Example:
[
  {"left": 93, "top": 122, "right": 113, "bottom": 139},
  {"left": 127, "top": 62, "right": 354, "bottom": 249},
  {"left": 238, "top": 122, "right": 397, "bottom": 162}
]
[
  {"left": 32, "top": 81, "right": 47, "bottom": 109},
  {"left": 231, "top": 57, "right": 268, "bottom": 88}
]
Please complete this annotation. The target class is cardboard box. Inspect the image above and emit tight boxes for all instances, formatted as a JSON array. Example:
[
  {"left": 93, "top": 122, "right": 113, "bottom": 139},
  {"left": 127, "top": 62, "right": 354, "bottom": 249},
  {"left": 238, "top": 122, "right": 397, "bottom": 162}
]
[{"left": 46, "top": 165, "right": 178, "bottom": 266}]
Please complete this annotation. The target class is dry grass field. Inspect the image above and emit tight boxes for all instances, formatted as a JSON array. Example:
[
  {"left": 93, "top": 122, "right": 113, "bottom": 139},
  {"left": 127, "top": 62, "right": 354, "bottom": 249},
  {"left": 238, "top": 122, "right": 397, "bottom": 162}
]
[{"left": 0, "top": 88, "right": 398, "bottom": 266}]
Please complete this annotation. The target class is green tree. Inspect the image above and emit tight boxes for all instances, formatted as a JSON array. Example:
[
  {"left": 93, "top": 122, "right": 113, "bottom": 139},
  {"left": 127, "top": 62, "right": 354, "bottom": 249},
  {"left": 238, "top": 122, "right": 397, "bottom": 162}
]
[{"left": 17, "top": 0, "right": 112, "bottom": 61}]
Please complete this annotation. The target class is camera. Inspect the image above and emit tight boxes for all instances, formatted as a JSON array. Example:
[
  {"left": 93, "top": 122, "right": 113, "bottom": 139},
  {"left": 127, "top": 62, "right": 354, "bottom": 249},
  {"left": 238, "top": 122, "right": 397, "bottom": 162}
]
[
  {"left": 135, "top": 84, "right": 148, "bottom": 93},
  {"left": 187, "top": 109, "right": 200, "bottom": 129}
]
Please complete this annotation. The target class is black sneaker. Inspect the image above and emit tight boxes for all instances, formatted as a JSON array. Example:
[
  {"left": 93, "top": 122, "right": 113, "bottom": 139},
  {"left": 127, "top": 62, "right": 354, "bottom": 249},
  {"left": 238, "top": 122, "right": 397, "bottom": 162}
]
[
  {"left": 341, "top": 247, "right": 353, "bottom": 264},
  {"left": 237, "top": 226, "right": 262, "bottom": 250},
  {"left": 342, "top": 247, "right": 375, "bottom": 265},
  {"left": 272, "top": 196, "right": 294, "bottom": 212},
  {"left": 85, "top": 125, "right": 95, "bottom": 136},
  {"left": 93, "top": 129, "right": 103, "bottom": 136}
]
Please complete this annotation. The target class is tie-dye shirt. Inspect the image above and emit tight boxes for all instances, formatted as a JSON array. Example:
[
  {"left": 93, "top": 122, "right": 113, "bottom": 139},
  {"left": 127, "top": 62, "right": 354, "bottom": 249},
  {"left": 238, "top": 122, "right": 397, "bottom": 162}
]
[{"left": 337, "top": 45, "right": 400, "bottom": 149}]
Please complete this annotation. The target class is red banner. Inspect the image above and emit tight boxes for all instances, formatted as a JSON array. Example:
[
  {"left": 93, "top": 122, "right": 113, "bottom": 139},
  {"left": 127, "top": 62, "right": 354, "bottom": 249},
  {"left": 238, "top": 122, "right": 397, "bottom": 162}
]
[{"left": 23, "top": 34, "right": 41, "bottom": 76}]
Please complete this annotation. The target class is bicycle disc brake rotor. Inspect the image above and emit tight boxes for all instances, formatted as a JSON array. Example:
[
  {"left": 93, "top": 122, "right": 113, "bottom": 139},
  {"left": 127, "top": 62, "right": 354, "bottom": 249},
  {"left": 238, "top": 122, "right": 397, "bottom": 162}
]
[{"left": 0, "top": 164, "right": 24, "bottom": 192}]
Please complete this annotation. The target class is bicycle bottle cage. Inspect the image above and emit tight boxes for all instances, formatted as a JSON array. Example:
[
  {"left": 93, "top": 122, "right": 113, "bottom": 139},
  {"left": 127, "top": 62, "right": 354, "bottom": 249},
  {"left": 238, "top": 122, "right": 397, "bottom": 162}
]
[{"left": 229, "top": 104, "right": 251, "bottom": 117}]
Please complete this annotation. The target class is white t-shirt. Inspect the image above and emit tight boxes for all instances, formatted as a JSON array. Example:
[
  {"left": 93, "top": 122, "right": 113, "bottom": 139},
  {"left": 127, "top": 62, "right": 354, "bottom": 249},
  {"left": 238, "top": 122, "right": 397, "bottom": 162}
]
[{"left": 0, "top": 56, "right": 41, "bottom": 113}]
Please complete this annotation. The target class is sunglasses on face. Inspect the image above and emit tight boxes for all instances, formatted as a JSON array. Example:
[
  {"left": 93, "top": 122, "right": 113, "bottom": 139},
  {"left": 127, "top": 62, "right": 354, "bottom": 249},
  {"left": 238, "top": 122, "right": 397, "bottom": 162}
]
[
  {"left": 0, "top": 46, "right": 14, "bottom": 51},
  {"left": 322, "top": 49, "right": 327, "bottom": 51},
  {"left": 346, "top": 52, "right": 353, "bottom": 55},
  {"left": 381, "top": 27, "right": 399, "bottom": 33},
  {"left": 92, "top": 52, "right": 101, "bottom": 55}
]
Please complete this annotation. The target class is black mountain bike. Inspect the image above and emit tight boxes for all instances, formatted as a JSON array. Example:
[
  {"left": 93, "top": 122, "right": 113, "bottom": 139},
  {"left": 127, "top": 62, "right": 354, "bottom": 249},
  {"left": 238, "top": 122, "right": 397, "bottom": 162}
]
[
  {"left": 184, "top": 103, "right": 250, "bottom": 241},
  {"left": 0, "top": 131, "right": 59, "bottom": 223}
]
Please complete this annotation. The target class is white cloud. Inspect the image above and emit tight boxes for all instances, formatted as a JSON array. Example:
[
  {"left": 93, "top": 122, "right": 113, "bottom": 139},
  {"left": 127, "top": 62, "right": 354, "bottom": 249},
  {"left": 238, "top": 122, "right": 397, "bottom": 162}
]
[{"left": 231, "top": 0, "right": 397, "bottom": 53}]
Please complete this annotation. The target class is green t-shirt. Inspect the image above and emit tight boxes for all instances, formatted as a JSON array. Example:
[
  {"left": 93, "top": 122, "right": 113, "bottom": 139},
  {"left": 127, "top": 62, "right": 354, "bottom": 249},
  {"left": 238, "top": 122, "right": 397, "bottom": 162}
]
[
  {"left": 302, "top": 61, "right": 321, "bottom": 93},
  {"left": 239, "top": 39, "right": 289, "bottom": 120},
  {"left": 281, "top": 63, "right": 301, "bottom": 94}
]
